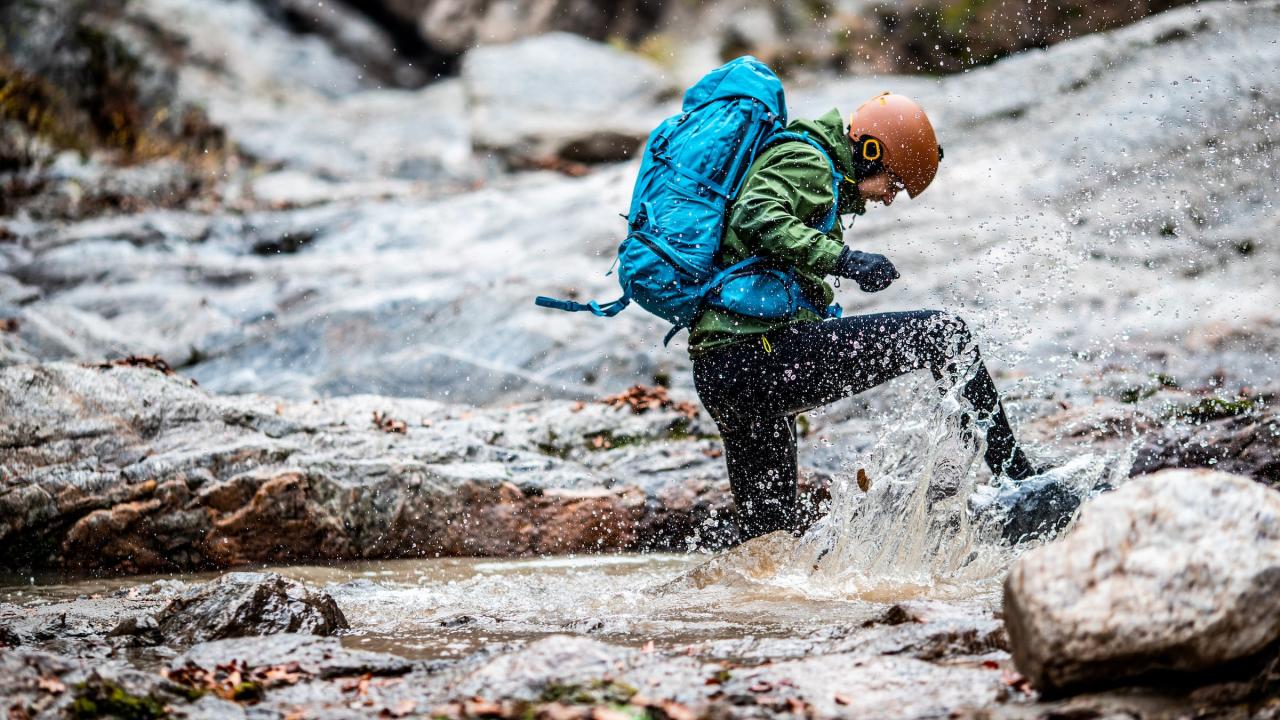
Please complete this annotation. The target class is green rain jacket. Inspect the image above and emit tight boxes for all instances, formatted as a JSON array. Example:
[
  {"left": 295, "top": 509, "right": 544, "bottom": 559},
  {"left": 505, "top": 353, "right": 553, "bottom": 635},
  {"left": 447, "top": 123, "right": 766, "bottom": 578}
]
[{"left": 688, "top": 108, "right": 867, "bottom": 357}]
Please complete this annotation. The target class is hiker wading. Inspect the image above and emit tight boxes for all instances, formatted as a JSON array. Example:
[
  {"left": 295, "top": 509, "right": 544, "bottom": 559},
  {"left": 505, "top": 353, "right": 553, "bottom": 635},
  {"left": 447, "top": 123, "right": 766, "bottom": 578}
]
[
  {"left": 536, "top": 60, "right": 1041, "bottom": 542},
  {"left": 691, "top": 93, "right": 1037, "bottom": 540}
]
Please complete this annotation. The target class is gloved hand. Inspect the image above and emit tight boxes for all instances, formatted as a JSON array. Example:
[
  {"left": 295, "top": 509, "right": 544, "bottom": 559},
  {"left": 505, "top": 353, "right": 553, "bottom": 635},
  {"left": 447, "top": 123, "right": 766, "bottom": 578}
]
[{"left": 833, "top": 247, "right": 899, "bottom": 292}]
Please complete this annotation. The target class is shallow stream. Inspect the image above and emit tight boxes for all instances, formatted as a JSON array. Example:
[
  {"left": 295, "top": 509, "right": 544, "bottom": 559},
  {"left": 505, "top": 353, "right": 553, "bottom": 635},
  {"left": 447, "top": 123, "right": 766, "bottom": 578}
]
[{"left": 1, "top": 372, "right": 1129, "bottom": 664}]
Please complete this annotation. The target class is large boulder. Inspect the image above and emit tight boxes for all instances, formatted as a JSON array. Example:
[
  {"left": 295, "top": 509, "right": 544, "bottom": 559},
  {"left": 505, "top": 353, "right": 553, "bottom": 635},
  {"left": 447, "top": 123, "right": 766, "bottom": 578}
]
[
  {"left": 1004, "top": 469, "right": 1280, "bottom": 693},
  {"left": 153, "top": 572, "right": 348, "bottom": 644},
  {"left": 461, "top": 32, "right": 675, "bottom": 166}
]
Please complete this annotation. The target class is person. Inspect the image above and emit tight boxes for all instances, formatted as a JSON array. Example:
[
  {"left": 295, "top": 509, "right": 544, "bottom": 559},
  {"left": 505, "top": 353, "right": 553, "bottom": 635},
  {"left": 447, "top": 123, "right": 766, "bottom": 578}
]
[{"left": 690, "top": 92, "right": 1041, "bottom": 541}]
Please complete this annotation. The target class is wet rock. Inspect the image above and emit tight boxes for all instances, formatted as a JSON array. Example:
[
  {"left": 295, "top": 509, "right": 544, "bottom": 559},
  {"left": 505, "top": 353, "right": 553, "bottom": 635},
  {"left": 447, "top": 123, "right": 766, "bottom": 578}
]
[
  {"left": 106, "top": 614, "right": 163, "bottom": 646},
  {"left": 448, "top": 635, "right": 711, "bottom": 707},
  {"left": 0, "top": 362, "right": 749, "bottom": 572},
  {"left": 461, "top": 33, "right": 675, "bottom": 166},
  {"left": 173, "top": 633, "right": 412, "bottom": 678},
  {"left": 1004, "top": 469, "right": 1280, "bottom": 694},
  {"left": 720, "top": 654, "right": 1006, "bottom": 719},
  {"left": 0, "top": 647, "right": 203, "bottom": 719},
  {"left": 1132, "top": 404, "right": 1280, "bottom": 485},
  {"left": 411, "top": 0, "right": 663, "bottom": 54},
  {"left": 153, "top": 572, "right": 348, "bottom": 644}
]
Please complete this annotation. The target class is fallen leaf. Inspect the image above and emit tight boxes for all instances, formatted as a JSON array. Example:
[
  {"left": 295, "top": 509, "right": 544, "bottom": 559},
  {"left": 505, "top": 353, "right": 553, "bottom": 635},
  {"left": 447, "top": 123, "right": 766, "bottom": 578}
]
[
  {"left": 1001, "top": 670, "right": 1034, "bottom": 694},
  {"left": 857, "top": 468, "right": 871, "bottom": 492},
  {"left": 372, "top": 411, "right": 408, "bottom": 434},
  {"left": 36, "top": 677, "right": 66, "bottom": 694},
  {"left": 463, "top": 697, "right": 502, "bottom": 716},
  {"left": 748, "top": 680, "right": 773, "bottom": 693},
  {"left": 834, "top": 693, "right": 853, "bottom": 706},
  {"left": 654, "top": 700, "right": 696, "bottom": 720}
]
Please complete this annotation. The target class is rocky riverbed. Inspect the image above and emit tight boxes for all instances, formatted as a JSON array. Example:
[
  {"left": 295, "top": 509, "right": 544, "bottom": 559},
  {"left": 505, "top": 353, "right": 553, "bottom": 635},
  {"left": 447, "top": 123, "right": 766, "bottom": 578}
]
[{"left": 4, "top": 0, "right": 1280, "bottom": 717}]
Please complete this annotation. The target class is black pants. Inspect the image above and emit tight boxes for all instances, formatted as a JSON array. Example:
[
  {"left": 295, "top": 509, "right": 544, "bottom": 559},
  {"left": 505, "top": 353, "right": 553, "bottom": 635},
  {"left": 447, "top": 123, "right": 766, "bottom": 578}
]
[{"left": 692, "top": 310, "right": 1034, "bottom": 540}]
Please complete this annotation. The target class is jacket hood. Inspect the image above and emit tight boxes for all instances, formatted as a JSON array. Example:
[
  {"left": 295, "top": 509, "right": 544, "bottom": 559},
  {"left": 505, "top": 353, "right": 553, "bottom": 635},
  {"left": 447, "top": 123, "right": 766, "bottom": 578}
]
[{"left": 787, "top": 108, "right": 865, "bottom": 216}]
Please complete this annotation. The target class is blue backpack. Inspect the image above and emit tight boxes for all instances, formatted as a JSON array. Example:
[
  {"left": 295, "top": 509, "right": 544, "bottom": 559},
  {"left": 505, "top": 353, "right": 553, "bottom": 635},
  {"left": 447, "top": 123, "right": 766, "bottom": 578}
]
[{"left": 535, "top": 56, "right": 843, "bottom": 344}]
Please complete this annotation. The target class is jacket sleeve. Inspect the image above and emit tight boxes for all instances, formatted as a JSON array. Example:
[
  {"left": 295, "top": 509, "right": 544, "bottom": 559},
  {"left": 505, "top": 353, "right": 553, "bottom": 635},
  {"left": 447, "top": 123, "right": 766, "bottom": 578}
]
[{"left": 727, "top": 145, "right": 846, "bottom": 275}]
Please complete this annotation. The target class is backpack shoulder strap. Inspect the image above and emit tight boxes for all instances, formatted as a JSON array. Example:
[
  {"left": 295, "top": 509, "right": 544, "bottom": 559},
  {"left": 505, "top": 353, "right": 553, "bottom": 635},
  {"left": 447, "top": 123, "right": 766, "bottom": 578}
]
[{"left": 764, "top": 131, "right": 843, "bottom": 234}]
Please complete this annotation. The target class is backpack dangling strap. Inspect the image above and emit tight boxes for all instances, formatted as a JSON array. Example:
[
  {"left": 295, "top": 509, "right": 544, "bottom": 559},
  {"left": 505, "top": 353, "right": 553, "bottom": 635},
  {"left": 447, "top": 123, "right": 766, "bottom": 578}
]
[{"left": 535, "top": 294, "right": 630, "bottom": 317}]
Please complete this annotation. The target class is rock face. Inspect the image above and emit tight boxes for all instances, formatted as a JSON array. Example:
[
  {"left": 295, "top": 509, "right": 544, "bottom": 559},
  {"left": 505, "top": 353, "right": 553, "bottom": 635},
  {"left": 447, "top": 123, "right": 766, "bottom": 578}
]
[
  {"left": 153, "top": 572, "right": 348, "bottom": 644},
  {"left": 0, "top": 362, "right": 757, "bottom": 572},
  {"left": 461, "top": 32, "right": 675, "bottom": 166},
  {"left": 1004, "top": 469, "right": 1280, "bottom": 693}
]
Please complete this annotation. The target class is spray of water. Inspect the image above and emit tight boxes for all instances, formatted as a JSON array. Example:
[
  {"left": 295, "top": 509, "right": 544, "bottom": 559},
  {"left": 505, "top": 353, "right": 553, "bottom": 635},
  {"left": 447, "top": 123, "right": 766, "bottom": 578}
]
[{"left": 671, "top": 340, "right": 1135, "bottom": 603}]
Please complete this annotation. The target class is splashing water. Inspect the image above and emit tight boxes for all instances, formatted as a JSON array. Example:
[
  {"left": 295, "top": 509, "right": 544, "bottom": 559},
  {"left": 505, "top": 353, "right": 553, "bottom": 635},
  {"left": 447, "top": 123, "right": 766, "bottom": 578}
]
[
  {"left": 786, "top": 377, "right": 998, "bottom": 598},
  {"left": 673, "top": 347, "right": 1135, "bottom": 604}
]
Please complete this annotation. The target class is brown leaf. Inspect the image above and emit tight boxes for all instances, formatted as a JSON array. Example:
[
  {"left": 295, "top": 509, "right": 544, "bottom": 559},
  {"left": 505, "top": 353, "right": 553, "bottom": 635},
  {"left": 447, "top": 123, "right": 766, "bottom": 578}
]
[
  {"left": 342, "top": 674, "right": 373, "bottom": 696},
  {"left": 856, "top": 468, "right": 871, "bottom": 492},
  {"left": 36, "top": 677, "right": 66, "bottom": 694},
  {"left": 653, "top": 700, "right": 696, "bottom": 720},
  {"left": 1001, "top": 670, "right": 1033, "bottom": 694},
  {"left": 834, "top": 693, "right": 853, "bottom": 706},
  {"left": 0, "top": 318, "right": 19, "bottom": 333},
  {"left": 372, "top": 411, "right": 408, "bottom": 434},
  {"left": 463, "top": 697, "right": 503, "bottom": 716},
  {"left": 748, "top": 680, "right": 773, "bottom": 693},
  {"left": 90, "top": 355, "right": 176, "bottom": 376}
]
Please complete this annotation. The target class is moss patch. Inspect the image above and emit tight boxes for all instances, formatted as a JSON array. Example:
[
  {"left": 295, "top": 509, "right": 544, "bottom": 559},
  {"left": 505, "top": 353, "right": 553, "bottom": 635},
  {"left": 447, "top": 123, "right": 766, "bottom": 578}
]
[{"left": 71, "top": 681, "right": 168, "bottom": 720}]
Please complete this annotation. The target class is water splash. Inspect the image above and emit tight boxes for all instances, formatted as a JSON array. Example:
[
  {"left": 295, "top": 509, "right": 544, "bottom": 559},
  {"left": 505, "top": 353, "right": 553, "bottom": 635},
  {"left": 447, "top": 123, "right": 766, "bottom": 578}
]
[
  {"left": 667, "top": 349, "right": 1135, "bottom": 604},
  {"left": 784, "top": 367, "right": 1132, "bottom": 600}
]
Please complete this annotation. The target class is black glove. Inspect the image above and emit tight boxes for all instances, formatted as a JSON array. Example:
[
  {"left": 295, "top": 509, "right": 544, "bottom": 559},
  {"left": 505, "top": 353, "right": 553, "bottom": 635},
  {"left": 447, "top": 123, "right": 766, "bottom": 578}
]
[{"left": 833, "top": 247, "right": 899, "bottom": 292}]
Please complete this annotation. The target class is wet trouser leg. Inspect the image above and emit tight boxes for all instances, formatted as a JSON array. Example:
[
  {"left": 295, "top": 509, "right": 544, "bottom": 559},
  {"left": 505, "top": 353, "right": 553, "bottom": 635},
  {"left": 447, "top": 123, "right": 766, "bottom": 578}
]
[{"left": 692, "top": 310, "right": 1034, "bottom": 540}]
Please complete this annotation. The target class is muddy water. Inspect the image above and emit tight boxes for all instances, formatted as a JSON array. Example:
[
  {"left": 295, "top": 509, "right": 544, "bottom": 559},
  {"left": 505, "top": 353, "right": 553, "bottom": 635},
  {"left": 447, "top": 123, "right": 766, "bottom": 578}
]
[{"left": 0, "top": 550, "right": 997, "bottom": 661}]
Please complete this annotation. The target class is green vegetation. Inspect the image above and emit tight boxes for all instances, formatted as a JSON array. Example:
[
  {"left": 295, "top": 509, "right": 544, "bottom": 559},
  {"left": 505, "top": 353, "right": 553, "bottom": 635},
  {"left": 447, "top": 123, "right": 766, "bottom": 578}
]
[
  {"left": 71, "top": 682, "right": 168, "bottom": 720},
  {"left": 540, "top": 679, "right": 640, "bottom": 705},
  {"left": 1169, "top": 396, "right": 1265, "bottom": 423}
]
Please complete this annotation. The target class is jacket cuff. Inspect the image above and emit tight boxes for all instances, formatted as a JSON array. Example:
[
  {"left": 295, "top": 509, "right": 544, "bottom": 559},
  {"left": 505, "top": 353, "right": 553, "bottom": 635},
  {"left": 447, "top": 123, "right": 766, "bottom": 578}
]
[{"left": 812, "top": 237, "right": 846, "bottom": 275}]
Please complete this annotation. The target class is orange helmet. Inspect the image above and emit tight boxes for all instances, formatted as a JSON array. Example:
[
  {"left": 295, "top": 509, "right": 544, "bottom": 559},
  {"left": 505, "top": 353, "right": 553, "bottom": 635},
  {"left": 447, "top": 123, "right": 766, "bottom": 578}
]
[{"left": 848, "top": 92, "right": 942, "bottom": 198}]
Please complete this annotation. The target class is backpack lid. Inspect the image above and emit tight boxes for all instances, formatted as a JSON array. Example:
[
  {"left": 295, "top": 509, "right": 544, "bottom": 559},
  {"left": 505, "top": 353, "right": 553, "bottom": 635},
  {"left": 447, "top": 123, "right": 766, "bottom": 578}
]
[{"left": 681, "top": 56, "right": 787, "bottom": 121}]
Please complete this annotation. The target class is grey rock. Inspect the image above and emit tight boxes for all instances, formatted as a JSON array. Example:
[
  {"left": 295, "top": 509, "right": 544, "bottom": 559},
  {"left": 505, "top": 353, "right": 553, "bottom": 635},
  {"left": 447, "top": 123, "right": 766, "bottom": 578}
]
[
  {"left": 173, "top": 633, "right": 412, "bottom": 678},
  {"left": 461, "top": 33, "right": 676, "bottom": 165},
  {"left": 1004, "top": 469, "right": 1280, "bottom": 693},
  {"left": 0, "top": 362, "right": 742, "bottom": 572},
  {"left": 154, "top": 572, "right": 348, "bottom": 644}
]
